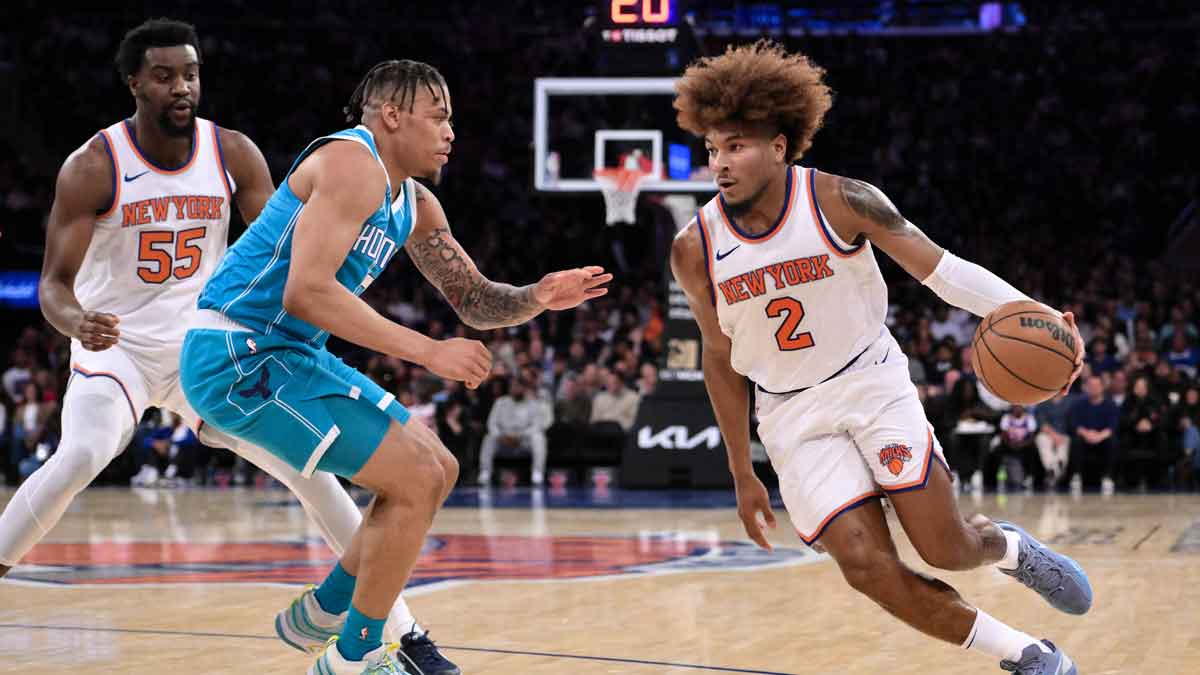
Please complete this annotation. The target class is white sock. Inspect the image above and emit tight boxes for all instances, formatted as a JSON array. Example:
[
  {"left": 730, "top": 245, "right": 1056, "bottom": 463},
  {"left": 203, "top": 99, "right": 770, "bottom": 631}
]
[
  {"left": 997, "top": 530, "right": 1022, "bottom": 570},
  {"left": 963, "top": 609, "right": 1047, "bottom": 662}
]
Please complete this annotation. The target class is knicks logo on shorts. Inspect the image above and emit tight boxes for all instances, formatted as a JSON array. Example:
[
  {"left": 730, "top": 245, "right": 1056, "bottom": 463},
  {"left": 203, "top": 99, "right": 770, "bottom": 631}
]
[{"left": 878, "top": 443, "right": 913, "bottom": 477}]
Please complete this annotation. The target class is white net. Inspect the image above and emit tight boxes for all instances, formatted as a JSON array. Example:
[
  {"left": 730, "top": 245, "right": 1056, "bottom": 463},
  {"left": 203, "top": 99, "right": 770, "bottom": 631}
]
[{"left": 595, "top": 169, "right": 649, "bottom": 225}]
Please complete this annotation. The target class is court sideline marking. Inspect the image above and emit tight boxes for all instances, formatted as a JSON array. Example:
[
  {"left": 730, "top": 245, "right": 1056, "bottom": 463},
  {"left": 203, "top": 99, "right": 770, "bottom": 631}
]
[{"left": 0, "top": 622, "right": 798, "bottom": 675}]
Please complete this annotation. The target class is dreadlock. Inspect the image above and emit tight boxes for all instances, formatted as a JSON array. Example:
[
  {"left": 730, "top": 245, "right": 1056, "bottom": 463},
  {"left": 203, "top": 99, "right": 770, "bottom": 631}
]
[{"left": 344, "top": 59, "right": 447, "bottom": 123}]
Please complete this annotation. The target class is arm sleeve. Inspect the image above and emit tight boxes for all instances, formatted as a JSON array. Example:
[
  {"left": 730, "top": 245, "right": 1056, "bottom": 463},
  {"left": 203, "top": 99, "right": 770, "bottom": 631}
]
[{"left": 921, "top": 250, "right": 1032, "bottom": 318}]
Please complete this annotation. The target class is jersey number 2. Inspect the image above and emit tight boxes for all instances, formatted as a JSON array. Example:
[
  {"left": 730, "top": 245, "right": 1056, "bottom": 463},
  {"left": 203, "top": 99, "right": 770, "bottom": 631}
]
[
  {"left": 765, "top": 297, "right": 815, "bottom": 351},
  {"left": 137, "top": 227, "right": 206, "bottom": 284}
]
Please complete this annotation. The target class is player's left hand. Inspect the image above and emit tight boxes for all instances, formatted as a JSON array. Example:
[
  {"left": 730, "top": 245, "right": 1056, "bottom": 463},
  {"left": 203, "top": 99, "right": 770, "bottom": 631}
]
[
  {"left": 533, "top": 266, "right": 612, "bottom": 311},
  {"left": 1059, "top": 310, "right": 1084, "bottom": 396}
]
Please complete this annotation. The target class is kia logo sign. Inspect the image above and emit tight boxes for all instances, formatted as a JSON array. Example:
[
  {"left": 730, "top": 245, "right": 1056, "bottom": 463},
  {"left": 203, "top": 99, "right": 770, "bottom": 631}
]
[{"left": 637, "top": 425, "right": 721, "bottom": 450}]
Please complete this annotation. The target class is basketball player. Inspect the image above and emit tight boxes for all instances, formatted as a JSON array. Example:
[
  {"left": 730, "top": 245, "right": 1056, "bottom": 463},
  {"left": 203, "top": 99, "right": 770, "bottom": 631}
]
[
  {"left": 670, "top": 42, "right": 1090, "bottom": 674},
  {"left": 179, "top": 59, "right": 610, "bottom": 674},
  {"left": 0, "top": 20, "right": 459, "bottom": 674}
]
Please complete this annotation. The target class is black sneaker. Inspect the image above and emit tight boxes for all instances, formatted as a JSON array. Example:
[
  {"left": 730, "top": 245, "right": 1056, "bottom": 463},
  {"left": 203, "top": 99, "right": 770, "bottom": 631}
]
[{"left": 395, "top": 630, "right": 461, "bottom": 675}]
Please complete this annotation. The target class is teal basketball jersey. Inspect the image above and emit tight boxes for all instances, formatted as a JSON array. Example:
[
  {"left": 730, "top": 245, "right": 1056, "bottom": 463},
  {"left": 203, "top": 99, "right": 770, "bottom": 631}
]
[{"left": 198, "top": 125, "right": 415, "bottom": 347}]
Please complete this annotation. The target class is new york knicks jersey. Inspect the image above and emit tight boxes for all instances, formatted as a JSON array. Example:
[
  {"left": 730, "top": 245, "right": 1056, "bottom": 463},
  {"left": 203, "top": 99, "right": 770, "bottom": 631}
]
[
  {"left": 697, "top": 166, "right": 889, "bottom": 392},
  {"left": 198, "top": 125, "right": 416, "bottom": 347},
  {"left": 81, "top": 118, "right": 233, "bottom": 353}
]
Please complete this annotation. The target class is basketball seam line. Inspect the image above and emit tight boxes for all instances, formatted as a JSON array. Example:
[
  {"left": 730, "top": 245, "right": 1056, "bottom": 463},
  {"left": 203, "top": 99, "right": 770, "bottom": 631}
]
[
  {"left": 978, "top": 330, "right": 1059, "bottom": 392},
  {"left": 971, "top": 330, "right": 1002, "bottom": 399},
  {"left": 983, "top": 327, "right": 1077, "bottom": 366}
]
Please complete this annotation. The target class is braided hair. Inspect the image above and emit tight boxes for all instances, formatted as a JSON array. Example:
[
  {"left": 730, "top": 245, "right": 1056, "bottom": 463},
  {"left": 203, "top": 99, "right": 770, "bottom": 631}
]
[{"left": 344, "top": 60, "right": 447, "bottom": 123}]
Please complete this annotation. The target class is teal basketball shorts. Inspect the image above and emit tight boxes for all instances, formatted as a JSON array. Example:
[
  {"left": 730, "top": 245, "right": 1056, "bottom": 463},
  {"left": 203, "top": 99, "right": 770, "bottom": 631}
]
[{"left": 180, "top": 312, "right": 409, "bottom": 479}]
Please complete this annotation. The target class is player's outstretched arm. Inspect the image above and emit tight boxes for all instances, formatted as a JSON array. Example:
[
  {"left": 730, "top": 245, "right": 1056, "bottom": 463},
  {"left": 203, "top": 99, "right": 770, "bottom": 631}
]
[
  {"left": 671, "top": 220, "right": 776, "bottom": 550},
  {"left": 405, "top": 183, "right": 612, "bottom": 331},
  {"left": 39, "top": 137, "right": 120, "bottom": 351},
  {"left": 218, "top": 128, "right": 275, "bottom": 224},
  {"left": 815, "top": 171, "right": 1083, "bottom": 391},
  {"left": 283, "top": 142, "right": 491, "bottom": 387}
]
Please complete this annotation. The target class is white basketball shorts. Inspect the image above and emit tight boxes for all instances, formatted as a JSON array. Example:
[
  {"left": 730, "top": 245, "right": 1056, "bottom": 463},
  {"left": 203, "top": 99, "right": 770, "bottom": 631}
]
[{"left": 754, "top": 332, "right": 949, "bottom": 545}]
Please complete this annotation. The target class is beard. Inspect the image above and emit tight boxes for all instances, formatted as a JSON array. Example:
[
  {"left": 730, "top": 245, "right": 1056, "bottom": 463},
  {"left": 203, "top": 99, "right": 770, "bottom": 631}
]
[
  {"left": 157, "top": 107, "right": 196, "bottom": 138},
  {"left": 722, "top": 181, "right": 770, "bottom": 218}
]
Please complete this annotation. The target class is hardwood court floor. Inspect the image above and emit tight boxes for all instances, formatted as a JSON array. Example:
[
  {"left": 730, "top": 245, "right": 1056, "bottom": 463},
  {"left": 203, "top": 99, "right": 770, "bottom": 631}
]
[{"left": 0, "top": 486, "right": 1198, "bottom": 674}]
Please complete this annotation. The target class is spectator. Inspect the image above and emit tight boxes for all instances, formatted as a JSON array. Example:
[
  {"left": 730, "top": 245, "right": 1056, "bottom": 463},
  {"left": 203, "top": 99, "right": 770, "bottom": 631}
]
[
  {"left": 1086, "top": 338, "right": 1121, "bottom": 377},
  {"left": 2, "top": 350, "right": 32, "bottom": 404},
  {"left": 10, "top": 382, "right": 54, "bottom": 484},
  {"left": 590, "top": 368, "right": 641, "bottom": 432},
  {"left": 990, "top": 405, "right": 1042, "bottom": 491},
  {"left": 947, "top": 377, "right": 997, "bottom": 492},
  {"left": 1066, "top": 376, "right": 1121, "bottom": 494},
  {"left": 131, "top": 411, "right": 202, "bottom": 487},
  {"left": 1107, "top": 369, "right": 1129, "bottom": 407},
  {"left": 1165, "top": 333, "right": 1198, "bottom": 380},
  {"left": 636, "top": 362, "right": 658, "bottom": 396},
  {"left": 477, "top": 377, "right": 552, "bottom": 486},
  {"left": 436, "top": 398, "right": 477, "bottom": 484},
  {"left": 1170, "top": 386, "right": 1200, "bottom": 490},
  {"left": 1034, "top": 391, "right": 1073, "bottom": 487},
  {"left": 1120, "top": 375, "right": 1168, "bottom": 491}
]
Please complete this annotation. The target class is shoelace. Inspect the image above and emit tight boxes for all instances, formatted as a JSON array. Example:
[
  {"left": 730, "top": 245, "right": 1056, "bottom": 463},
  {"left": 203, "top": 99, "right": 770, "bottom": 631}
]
[
  {"left": 401, "top": 630, "right": 447, "bottom": 671},
  {"left": 365, "top": 642, "right": 404, "bottom": 674},
  {"left": 1013, "top": 547, "right": 1065, "bottom": 596}
]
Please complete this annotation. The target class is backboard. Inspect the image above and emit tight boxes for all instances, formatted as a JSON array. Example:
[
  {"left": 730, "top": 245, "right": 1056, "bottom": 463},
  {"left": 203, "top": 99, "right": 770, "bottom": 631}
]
[{"left": 533, "top": 77, "right": 717, "bottom": 194}]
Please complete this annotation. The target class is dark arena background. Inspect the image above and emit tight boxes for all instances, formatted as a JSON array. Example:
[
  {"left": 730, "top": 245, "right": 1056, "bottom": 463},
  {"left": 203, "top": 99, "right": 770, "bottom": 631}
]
[{"left": 0, "top": 2, "right": 1198, "bottom": 673}]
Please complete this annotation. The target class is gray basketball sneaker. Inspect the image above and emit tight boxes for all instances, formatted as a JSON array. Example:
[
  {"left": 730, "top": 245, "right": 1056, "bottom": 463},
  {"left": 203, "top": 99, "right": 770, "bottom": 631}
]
[
  {"left": 1000, "top": 640, "right": 1078, "bottom": 674},
  {"left": 994, "top": 520, "right": 1093, "bottom": 615}
]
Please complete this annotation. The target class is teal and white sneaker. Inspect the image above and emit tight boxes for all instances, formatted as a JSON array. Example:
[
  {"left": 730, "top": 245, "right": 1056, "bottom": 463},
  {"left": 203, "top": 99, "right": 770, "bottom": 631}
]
[
  {"left": 309, "top": 638, "right": 409, "bottom": 675},
  {"left": 276, "top": 585, "right": 345, "bottom": 654}
]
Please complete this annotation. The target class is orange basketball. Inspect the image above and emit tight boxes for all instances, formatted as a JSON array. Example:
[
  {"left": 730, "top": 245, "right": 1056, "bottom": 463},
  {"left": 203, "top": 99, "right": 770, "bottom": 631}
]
[{"left": 970, "top": 300, "right": 1079, "bottom": 405}]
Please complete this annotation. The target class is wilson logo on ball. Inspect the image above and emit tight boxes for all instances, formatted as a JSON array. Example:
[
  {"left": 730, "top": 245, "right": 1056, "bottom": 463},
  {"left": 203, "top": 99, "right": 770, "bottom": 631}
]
[
  {"left": 878, "top": 443, "right": 913, "bottom": 476},
  {"left": 1018, "top": 316, "right": 1076, "bottom": 352}
]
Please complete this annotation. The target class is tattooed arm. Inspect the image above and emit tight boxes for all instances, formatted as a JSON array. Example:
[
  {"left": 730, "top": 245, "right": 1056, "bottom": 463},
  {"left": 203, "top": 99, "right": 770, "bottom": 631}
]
[
  {"left": 815, "top": 170, "right": 1082, "bottom": 390},
  {"left": 406, "top": 183, "right": 611, "bottom": 330},
  {"left": 813, "top": 171, "right": 945, "bottom": 280}
]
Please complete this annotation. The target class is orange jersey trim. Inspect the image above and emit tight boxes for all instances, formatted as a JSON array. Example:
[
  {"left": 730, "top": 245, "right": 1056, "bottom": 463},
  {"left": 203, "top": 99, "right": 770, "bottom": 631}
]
[
  {"left": 211, "top": 124, "right": 233, "bottom": 202},
  {"left": 120, "top": 119, "right": 199, "bottom": 175},
  {"left": 70, "top": 364, "right": 138, "bottom": 424},
  {"left": 797, "top": 490, "right": 884, "bottom": 544},
  {"left": 96, "top": 130, "right": 121, "bottom": 219},
  {"left": 808, "top": 168, "right": 866, "bottom": 259},
  {"left": 717, "top": 166, "right": 798, "bottom": 245},
  {"left": 695, "top": 209, "right": 718, "bottom": 305}
]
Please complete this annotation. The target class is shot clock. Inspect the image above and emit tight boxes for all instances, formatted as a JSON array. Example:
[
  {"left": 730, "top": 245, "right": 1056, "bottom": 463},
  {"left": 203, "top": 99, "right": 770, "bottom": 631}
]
[{"left": 587, "top": 0, "right": 701, "bottom": 75}]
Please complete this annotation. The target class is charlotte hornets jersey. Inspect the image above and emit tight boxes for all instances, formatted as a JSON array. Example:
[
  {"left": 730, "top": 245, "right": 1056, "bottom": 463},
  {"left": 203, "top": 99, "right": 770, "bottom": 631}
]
[
  {"left": 198, "top": 125, "right": 416, "bottom": 347},
  {"left": 697, "top": 165, "right": 891, "bottom": 392}
]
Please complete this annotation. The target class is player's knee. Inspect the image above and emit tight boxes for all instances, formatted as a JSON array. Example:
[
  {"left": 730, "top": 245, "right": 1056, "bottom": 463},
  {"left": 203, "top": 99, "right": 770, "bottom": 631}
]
[
  {"left": 51, "top": 440, "right": 116, "bottom": 492},
  {"left": 437, "top": 448, "right": 459, "bottom": 487},
  {"left": 836, "top": 547, "right": 900, "bottom": 599}
]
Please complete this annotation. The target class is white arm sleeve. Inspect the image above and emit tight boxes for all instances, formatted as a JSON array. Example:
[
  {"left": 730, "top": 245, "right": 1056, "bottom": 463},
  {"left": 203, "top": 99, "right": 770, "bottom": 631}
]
[{"left": 920, "top": 250, "right": 1032, "bottom": 318}]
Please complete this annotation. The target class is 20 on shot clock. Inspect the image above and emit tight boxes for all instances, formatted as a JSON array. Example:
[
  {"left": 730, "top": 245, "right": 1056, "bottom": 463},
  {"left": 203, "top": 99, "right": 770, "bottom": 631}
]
[{"left": 587, "top": 0, "right": 701, "bottom": 75}]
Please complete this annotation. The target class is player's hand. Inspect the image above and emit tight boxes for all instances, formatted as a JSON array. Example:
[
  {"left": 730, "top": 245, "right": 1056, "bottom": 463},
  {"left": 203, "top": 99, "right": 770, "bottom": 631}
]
[
  {"left": 78, "top": 311, "right": 120, "bottom": 351},
  {"left": 1059, "top": 310, "right": 1084, "bottom": 395},
  {"left": 425, "top": 337, "right": 492, "bottom": 390},
  {"left": 533, "top": 266, "right": 612, "bottom": 311},
  {"left": 734, "top": 475, "right": 777, "bottom": 551}
]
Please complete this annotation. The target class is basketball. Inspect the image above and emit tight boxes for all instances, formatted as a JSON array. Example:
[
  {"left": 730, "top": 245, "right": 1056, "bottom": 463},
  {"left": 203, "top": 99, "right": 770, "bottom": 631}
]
[{"left": 971, "top": 300, "right": 1079, "bottom": 405}]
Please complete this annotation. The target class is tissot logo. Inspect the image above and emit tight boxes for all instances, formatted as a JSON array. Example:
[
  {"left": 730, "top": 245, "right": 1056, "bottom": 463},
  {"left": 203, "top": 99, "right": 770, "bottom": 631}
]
[{"left": 637, "top": 425, "right": 721, "bottom": 450}]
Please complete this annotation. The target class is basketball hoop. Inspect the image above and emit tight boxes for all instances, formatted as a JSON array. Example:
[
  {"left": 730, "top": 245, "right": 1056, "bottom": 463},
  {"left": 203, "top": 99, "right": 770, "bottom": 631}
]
[{"left": 594, "top": 168, "right": 650, "bottom": 225}]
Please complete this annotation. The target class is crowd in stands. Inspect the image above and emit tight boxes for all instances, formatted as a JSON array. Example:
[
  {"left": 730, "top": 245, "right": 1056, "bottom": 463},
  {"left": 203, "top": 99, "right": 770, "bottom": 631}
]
[{"left": 0, "top": 3, "right": 1196, "bottom": 490}]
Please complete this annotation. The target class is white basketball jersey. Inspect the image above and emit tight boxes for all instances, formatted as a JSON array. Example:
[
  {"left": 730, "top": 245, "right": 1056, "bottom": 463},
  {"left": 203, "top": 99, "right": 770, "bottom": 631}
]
[
  {"left": 80, "top": 118, "right": 233, "bottom": 353},
  {"left": 698, "top": 166, "right": 890, "bottom": 392}
]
